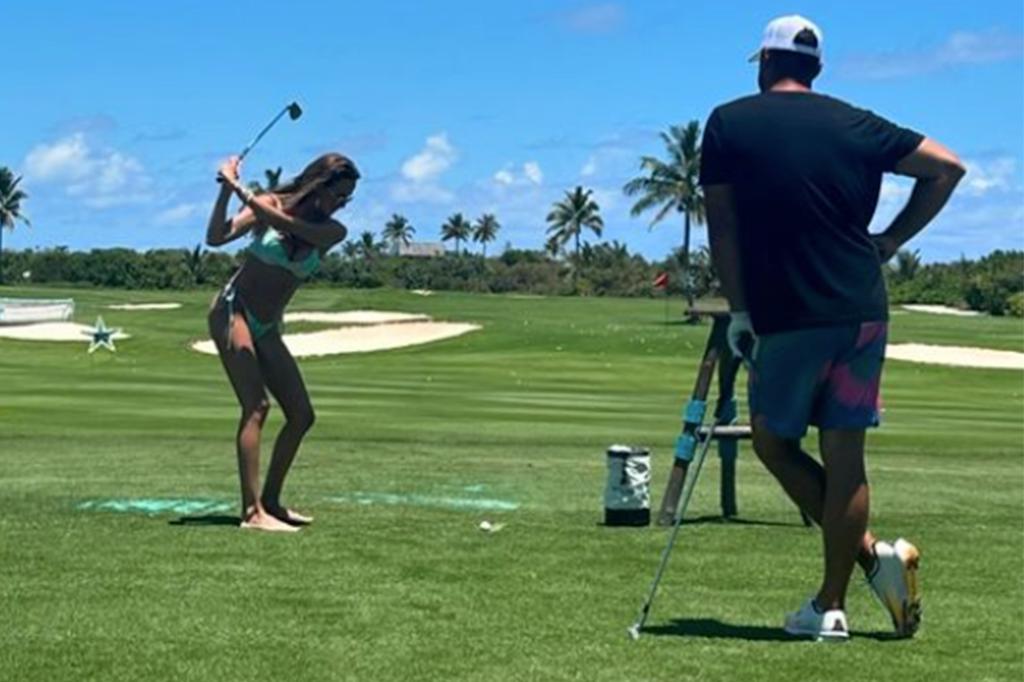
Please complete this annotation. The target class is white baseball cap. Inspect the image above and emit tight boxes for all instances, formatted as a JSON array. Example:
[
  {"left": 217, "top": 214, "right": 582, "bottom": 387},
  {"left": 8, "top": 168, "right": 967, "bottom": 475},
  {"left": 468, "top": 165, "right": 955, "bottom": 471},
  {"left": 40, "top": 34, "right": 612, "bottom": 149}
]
[{"left": 748, "top": 15, "right": 824, "bottom": 62}]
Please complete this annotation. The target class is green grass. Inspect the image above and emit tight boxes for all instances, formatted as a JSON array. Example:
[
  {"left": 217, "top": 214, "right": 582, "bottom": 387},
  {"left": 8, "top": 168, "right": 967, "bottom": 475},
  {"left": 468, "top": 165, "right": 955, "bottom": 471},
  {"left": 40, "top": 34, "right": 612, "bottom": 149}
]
[{"left": 1, "top": 285, "right": 1022, "bottom": 681}]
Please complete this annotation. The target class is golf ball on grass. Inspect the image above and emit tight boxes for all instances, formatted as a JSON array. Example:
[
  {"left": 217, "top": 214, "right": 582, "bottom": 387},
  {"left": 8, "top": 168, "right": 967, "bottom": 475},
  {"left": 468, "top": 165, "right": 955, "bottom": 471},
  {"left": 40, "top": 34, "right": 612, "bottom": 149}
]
[{"left": 478, "top": 520, "right": 505, "bottom": 533}]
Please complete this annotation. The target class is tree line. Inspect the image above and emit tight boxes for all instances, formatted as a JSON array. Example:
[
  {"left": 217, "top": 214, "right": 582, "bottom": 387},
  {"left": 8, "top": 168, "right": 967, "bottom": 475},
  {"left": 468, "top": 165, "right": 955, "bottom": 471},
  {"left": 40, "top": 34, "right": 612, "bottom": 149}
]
[
  {"left": 1, "top": 240, "right": 1020, "bottom": 316},
  {"left": 2, "top": 121, "right": 1020, "bottom": 314}
]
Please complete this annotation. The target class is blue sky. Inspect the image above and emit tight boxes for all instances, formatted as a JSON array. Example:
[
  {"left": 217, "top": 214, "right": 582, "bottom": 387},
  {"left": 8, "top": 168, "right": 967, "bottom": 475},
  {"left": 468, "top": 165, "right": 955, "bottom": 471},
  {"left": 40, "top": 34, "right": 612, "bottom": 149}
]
[{"left": 3, "top": 1, "right": 1022, "bottom": 262}]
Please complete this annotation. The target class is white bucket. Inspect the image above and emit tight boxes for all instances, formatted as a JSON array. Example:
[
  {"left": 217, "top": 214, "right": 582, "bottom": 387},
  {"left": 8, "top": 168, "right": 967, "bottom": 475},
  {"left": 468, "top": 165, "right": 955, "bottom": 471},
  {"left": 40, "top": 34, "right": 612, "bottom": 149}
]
[{"left": 604, "top": 445, "right": 651, "bottom": 526}]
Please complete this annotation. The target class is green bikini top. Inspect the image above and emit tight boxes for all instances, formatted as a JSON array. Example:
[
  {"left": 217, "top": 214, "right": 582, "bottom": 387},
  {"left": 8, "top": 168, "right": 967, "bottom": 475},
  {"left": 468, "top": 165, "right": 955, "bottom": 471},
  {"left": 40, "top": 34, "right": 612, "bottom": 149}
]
[{"left": 248, "top": 228, "right": 320, "bottom": 279}]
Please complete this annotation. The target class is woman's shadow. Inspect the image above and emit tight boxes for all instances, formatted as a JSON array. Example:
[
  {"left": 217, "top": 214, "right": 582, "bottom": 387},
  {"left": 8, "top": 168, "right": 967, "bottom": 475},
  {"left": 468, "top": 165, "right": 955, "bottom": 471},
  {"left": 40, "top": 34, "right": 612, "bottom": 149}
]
[{"left": 168, "top": 514, "right": 240, "bottom": 527}]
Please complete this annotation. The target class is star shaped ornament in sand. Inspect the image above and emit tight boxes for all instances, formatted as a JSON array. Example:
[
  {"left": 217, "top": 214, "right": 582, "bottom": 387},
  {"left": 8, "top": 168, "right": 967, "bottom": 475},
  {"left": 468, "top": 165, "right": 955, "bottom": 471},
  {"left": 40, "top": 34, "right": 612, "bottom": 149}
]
[{"left": 85, "top": 316, "right": 122, "bottom": 353}]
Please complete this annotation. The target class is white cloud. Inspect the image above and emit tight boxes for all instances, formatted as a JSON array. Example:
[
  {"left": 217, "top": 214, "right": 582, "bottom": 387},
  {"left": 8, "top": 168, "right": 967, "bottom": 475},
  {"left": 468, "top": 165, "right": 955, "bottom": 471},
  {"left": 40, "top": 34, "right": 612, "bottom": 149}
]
[
  {"left": 492, "top": 161, "right": 544, "bottom": 187},
  {"left": 494, "top": 169, "right": 515, "bottom": 186},
  {"left": 962, "top": 156, "right": 1017, "bottom": 197},
  {"left": 523, "top": 162, "right": 544, "bottom": 185},
  {"left": 878, "top": 177, "right": 913, "bottom": 205},
  {"left": 24, "top": 133, "right": 91, "bottom": 180},
  {"left": 558, "top": 3, "right": 625, "bottom": 34},
  {"left": 838, "top": 29, "right": 1024, "bottom": 79},
  {"left": 581, "top": 156, "right": 598, "bottom": 177},
  {"left": 24, "top": 133, "right": 153, "bottom": 208},
  {"left": 392, "top": 133, "right": 458, "bottom": 205},
  {"left": 401, "top": 133, "right": 456, "bottom": 182},
  {"left": 155, "top": 202, "right": 205, "bottom": 226}
]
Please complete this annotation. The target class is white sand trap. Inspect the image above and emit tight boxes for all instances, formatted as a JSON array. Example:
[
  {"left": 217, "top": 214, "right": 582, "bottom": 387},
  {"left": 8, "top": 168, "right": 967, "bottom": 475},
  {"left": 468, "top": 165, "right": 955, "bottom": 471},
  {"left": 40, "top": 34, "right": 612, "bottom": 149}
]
[
  {"left": 410, "top": 289, "right": 434, "bottom": 296},
  {"left": 902, "top": 304, "right": 981, "bottom": 317},
  {"left": 283, "top": 310, "right": 431, "bottom": 325},
  {"left": 107, "top": 303, "right": 182, "bottom": 310},
  {"left": 888, "top": 343, "right": 1024, "bottom": 370},
  {"left": 192, "top": 321, "right": 479, "bottom": 358},
  {"left": 0, "top": 322, "right": 131, "bottom": 342}
]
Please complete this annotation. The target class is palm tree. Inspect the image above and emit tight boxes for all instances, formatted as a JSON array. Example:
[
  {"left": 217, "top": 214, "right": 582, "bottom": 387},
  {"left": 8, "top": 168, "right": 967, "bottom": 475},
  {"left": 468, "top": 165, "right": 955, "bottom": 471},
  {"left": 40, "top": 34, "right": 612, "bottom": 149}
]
[
  {"left": 357, "top": 230, "right": 384, "bottom": 261},
  {"left": 341, "top": 240, "right": 360, "bottom": 260},
  {"left": 440, "top": 213, "right": 472, "bottom": 255},
  {"left": 546, "top": 186, "right": 603, "bottom": 291},
  {"left": 892, "top": 249, "right": 922, "bottom": 283},
  {"left": 383, "top": 214, "right": 415, "bottom": 252},
  {"left": 185, "top": 244, "right": 206, "bottom": 285},
  {"left": 249, "top": 166, "right": 283, "bottom": 195},
  {"left": 0, "top": 167, "right": 31, "bottom": 285},
  {"left": 623, "top": 121, "right": 705, "bottom": 311},
  {"left": 472, "top": 213, "right": 500, "bottom": 258},
  {"left": 544, "top": 234, "right": 562, "bottom": 258}
]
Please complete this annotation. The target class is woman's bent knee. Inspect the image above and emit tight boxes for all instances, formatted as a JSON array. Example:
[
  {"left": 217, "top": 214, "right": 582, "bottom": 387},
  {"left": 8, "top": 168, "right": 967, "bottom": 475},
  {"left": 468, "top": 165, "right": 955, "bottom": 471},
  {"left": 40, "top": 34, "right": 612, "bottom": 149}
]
[
  {"left": 242, "top": 399, "right": 272, "bottom": 424},
  {"left": 290, "top": 406, "right": 315, "bottom": 433}
]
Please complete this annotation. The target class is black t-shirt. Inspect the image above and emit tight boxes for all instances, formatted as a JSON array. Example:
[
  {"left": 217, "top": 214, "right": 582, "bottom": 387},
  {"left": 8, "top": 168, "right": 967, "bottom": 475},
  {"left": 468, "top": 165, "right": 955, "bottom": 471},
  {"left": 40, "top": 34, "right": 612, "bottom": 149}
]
[{"left": 699, "top": 91, "right": 924, "bottom": 334}]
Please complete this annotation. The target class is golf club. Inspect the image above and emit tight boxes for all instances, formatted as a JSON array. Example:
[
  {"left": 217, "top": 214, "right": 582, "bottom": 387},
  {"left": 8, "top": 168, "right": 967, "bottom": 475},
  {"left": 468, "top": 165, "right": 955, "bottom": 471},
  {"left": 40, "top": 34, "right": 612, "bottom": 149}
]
[
  {"left": 238, "top": 101, "right": 303, "bottom": 162},
  {"left": 627, "top": 417, "right": 723, "bottom": 641}
]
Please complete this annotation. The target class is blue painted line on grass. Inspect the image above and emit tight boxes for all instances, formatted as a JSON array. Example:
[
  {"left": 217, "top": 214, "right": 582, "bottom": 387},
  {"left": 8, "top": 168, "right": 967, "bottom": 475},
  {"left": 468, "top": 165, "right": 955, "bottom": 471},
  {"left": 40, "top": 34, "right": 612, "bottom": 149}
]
[
  {"left": 77, "top": 498, "right": 231, "bottom": 515},
  {"left": 327, "top": 491, "right": 519, "bottom": 512}
]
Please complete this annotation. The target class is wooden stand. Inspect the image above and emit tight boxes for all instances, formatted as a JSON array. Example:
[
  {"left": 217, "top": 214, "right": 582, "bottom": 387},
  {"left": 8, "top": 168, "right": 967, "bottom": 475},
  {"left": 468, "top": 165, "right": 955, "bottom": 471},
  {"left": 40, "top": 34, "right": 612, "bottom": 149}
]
[{"left": 656, "top": 310, "right": 812, "bottom": 527}]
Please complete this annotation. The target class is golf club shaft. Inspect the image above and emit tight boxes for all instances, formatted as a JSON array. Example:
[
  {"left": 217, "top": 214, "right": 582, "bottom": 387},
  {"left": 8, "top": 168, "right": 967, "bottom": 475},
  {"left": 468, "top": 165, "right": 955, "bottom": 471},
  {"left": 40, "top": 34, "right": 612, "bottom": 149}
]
[
  {"left": 239, "top": 106, "right": 292, "bottom": 162},
  {"left": 629, "top": 419, "right": 721, "bottom": 636}
]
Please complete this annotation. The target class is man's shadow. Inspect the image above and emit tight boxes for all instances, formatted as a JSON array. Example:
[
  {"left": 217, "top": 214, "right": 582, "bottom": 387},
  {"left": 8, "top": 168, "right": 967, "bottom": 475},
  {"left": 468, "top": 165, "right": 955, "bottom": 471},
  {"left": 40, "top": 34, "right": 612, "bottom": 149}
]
[
  {"left": 642, "top": 618, "right": 895, "bottom": 642},
  {"left": 168, "top": 514, "right": 240, "bottom": 527}
]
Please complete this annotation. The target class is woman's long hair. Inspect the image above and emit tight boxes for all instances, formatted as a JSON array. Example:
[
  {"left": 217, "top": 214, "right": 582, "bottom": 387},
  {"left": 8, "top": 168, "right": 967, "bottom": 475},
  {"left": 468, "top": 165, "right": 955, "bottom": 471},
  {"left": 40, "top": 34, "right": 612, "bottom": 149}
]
[{"left": 276, "top": 153, "right": 360, "bottom": 223}]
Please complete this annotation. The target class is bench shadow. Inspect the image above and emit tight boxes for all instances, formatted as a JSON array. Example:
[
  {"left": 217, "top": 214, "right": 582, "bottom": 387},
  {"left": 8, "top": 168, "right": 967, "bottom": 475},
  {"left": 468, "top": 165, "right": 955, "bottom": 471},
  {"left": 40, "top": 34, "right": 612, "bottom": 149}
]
[
  {"left": 642, "top": 618, "right": 896, "bottom": 642},
  {"left": 168, "top": 514, "right": 240, "bottom": 527}
]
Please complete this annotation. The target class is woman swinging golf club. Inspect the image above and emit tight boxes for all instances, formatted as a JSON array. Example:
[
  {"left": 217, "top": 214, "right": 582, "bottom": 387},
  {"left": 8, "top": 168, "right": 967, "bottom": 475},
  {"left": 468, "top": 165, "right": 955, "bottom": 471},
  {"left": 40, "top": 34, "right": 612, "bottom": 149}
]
[{"left": 206, "top": 152, "right": 358, "bottom": 532}]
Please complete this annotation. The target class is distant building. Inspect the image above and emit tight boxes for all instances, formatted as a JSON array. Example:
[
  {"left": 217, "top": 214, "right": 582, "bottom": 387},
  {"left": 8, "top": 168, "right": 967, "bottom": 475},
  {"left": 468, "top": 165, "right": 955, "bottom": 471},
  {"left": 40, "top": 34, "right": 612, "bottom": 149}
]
[{"left": 396, "top": 242, "right": 446, "bottom": 258}]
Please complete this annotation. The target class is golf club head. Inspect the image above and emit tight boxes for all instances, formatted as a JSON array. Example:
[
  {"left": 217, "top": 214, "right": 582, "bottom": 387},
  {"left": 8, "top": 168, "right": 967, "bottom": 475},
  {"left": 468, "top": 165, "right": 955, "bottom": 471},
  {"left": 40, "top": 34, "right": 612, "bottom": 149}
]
[
  {"left": 627, "top": 624, "right": 641, "bottom": 641},
  {"left": 287, "top": 102, "right": 303, "bottom": 120}
]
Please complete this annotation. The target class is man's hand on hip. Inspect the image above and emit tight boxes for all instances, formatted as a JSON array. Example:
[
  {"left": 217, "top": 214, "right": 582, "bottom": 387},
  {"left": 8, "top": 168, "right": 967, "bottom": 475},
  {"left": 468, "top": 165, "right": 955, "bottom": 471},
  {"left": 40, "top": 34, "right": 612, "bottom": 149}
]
[{"left": 872, "top": 233, "right": 900, "bottom": 263}]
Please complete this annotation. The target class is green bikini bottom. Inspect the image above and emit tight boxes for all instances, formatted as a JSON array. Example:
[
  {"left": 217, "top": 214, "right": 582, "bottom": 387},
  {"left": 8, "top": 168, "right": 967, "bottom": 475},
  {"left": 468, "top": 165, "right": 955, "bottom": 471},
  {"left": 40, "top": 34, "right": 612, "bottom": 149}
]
[{"left": 220, "top": 282, "right": 280, "bottom": 341}]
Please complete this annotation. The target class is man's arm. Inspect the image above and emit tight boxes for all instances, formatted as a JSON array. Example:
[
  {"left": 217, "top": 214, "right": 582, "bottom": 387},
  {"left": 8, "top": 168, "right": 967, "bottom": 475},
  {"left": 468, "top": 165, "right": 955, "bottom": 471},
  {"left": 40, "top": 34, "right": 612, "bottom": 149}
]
[
  {"left": 875, "top": 138, "right": 966, "bottom": 259},
  {"left": 705, "top": 184, "right": 746, "bottom": 311}
]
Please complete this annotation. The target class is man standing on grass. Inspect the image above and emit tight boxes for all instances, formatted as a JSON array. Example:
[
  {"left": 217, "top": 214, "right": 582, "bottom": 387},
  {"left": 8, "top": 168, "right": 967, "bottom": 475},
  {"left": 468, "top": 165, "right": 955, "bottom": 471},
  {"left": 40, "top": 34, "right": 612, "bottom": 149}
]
[{"left": 702, "top": 15, "right": 965, "bottom": 641}]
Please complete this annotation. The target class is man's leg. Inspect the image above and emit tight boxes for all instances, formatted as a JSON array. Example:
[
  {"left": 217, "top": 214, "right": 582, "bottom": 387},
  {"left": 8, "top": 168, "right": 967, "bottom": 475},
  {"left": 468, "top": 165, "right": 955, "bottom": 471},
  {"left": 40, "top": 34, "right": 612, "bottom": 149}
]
[
  {"left": 751, "top": 418, "right": 876, "bottom": 573},
  {"left": 816, "top": 428, "right": 870, "bottom": 610}
]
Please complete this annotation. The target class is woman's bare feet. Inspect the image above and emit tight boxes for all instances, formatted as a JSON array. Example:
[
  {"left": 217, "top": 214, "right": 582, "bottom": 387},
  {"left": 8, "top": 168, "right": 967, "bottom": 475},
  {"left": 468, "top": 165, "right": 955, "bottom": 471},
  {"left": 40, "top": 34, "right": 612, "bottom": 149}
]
[
  {"left": 239, "top": 509, "right": 301, "bottom": 533},
  {"left": 260, "top": 497, "right": 311, "bottom": 522},
  {"left": 264, "top": 505, "right": 314, "bottom": 526}
]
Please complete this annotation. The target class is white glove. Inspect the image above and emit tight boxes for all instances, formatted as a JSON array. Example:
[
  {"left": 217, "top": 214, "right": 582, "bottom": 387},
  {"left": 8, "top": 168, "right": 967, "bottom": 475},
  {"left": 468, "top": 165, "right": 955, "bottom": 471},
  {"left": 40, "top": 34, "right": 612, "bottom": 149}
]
[{"left": 727, "top": 311, "right": 758, "bottom": 365}]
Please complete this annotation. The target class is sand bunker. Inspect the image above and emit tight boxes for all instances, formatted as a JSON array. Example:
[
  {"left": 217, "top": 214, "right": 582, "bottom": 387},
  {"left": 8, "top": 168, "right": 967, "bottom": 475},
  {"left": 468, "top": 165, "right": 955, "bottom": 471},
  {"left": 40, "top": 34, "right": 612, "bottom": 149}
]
[
  {"left": 283, "top": 310, "right": 430, "bottom": 325},
  {"left": 192, "top": 321, "right": 478, "bottom": 358},
  {"left": 0, "top": 322, "right": 130, "bottom": 342},
  {"left": 193, "top": 310, "right": 478, "bottom": 357},
  {"left": 901, "top": 304, "right": 980, "bottom": 317},
  {"left": 107, "top": 303, "right": 182, "bottom": 310},
  {"left": 410, "top": 289, "right": 434, "bottom": 296},
  {"left": 888, "top": 343, "right": 1024, "bottom": 370}
]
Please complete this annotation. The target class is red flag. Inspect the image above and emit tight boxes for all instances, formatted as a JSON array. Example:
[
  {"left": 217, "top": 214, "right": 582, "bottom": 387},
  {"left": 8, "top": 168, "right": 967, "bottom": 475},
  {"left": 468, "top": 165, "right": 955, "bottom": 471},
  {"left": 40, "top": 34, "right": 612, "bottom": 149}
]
[{"left": 652, "top": 272, "right": 669, "bottom": 289}]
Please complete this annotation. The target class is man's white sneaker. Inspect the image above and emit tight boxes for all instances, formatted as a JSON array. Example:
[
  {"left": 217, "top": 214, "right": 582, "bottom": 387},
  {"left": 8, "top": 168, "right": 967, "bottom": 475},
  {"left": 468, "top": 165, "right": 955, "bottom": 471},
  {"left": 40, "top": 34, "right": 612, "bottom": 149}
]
[
  {"left": 783, "top": 598, "right": 850, "bottom": 642},
  {"left": 867, "top": 538, "right": 922, "bottom": 638}
]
